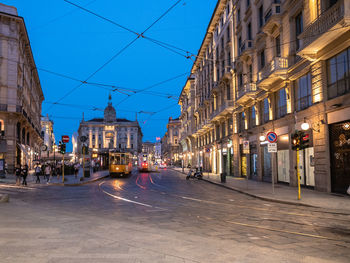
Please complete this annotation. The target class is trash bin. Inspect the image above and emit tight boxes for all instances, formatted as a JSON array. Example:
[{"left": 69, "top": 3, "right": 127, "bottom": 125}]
[{"left": 220, "top": 173, "right": 226, "bottom": 183}]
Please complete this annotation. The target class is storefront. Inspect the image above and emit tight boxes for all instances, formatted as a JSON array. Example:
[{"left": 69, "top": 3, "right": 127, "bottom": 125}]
[
  {"left": 277, "top": 134, "right": 290, "bottom": 183},
  {"left": 329, "top": 120, "right": 350, "bottom": 194},
  {"left": 250, "top": 142, "right": 258, "bottom": 180},
  {"left": 262, "top": 143, "right": 272, "bottom": 182}
]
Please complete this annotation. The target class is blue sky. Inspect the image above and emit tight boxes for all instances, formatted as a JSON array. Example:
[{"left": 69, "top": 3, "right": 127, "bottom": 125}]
[{"left": 3, "top": 0, "right": 216, "bottom": 150}]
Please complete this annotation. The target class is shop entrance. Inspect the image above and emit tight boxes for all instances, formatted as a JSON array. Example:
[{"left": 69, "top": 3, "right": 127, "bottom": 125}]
[{"left": 330, "top": 121, "right": 350, "bottom": 194}]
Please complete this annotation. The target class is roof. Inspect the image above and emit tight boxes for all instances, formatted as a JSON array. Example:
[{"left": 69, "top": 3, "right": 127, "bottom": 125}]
[{"left": 86, "top": 118, "right": 132, "bottom": 123}]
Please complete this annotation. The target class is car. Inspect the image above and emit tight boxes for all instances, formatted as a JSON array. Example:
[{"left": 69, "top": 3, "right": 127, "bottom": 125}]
[{"left": 159, "top": 163, "right": 167, "bottom": 169}]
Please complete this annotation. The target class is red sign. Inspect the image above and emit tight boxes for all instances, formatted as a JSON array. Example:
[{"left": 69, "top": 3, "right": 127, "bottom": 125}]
[
  {"left": 266, "top": 132, "right": 277, "bottom": 143},
  {"left": 62, "top": 135, "right": 69, "bottom": 143}
]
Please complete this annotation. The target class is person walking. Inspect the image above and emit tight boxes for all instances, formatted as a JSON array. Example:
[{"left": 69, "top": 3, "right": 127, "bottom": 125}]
[
  {"left": 74, "top": 163, "right": 80, "bottom": 178},
  {"left": 15, "top": 164, "right": 21, "bottom": 186},
  {"left": 35, "top": 164, "right": 41, "bottom": 183},
  {"left": 45, "top": 164, "right": 51, "bottom": 183},
  {"left": 22, "top": 164, "right": 28, "bottom": 186}
]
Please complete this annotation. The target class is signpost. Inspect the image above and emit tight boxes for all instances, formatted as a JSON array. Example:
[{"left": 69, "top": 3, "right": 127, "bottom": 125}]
[
  {"left": 267, "top": 132, "right": 278, "bottom": 194},
  {"left": 62, "top": 135, "right": 69, "bottom": 143}
]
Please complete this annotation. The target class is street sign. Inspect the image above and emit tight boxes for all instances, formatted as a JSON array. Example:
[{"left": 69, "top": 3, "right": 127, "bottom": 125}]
[
  {"left": 62, "top": 135, "right": 69, "bottom": 143},
  {"left": 267, "top": 131, "right": 278, "bottom": 143},
  {"left": 243, "top": 140, "right": 250, "bottom": 154},
  {"left": 268, "top": 143, "right": 277, "bottom": 152},
  {"left": 80, "top": 135, "right": 87, "bottom": 142}
]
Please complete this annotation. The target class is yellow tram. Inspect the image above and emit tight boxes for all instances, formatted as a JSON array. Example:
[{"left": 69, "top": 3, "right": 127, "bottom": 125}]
[{"left": 109, "top": 151, "right": 132, "bottom": 177}]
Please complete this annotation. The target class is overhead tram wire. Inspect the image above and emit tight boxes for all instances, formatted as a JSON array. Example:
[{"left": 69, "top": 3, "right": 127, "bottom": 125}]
[{"left": 48, "top": 0, "right": 184, "bottom": 111}]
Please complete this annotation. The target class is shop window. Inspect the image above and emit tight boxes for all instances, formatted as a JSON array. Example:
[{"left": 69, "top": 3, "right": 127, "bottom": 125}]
[
  {"left": 295, "top": 73, "right": 312, "bottom": 110},
  {"left": 327, "top": 48, "right": 350, "bottom": 99},
  {"left": 276, "top": 88, "right": 287, "bottom": 118}
]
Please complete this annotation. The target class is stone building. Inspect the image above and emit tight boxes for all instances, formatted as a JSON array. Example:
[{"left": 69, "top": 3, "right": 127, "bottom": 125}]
[
  {"left": 77, "top": 95, "right": 142, "bottom": 166},
  {"left": 161, "top": 117, "right": 181, "bottom": 165},
  {"left": 179, "top": 0, "right": 350, "bottom": 194},
  {"left": 40, "top": 115, "right": 55, "bottom": 154},
  {"left": 0, "top": 4, "right": 44, "bottom": 171}
]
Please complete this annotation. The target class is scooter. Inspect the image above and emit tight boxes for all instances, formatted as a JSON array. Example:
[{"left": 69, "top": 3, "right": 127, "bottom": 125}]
[{"left": 186, "top": 168, "right": 203, "bottom": 180}]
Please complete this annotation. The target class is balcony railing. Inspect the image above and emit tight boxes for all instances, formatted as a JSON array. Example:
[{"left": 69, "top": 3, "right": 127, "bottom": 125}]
[
  {"left": 237, "top": 83, "right": 257, "bottom": 99},
  {"left": 239, "top": 40, "right": 253, "bottom": 56},
  {"left": 258, "top": 57, "right": 288, "bottom": 83},
  {"left": 301, "top": 0, "right": 345, "bottom": 48}
]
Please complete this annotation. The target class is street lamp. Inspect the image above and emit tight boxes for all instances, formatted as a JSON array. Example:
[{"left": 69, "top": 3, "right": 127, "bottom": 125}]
[
  {"left": 301, "top": 122, "right": 310, "bottom": 131},
  {"left": 259, "top": 135, "right": 266, "bottom": 142}
]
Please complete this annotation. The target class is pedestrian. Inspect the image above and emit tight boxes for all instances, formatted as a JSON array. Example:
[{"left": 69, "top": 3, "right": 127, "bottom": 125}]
[
  {"left": 45, "top": 164, "right": 51, "bottom": 182},
  {"left": 15, "top": 164, "right": 21, "bottom": 186},
  {"left": 35, "top": 164, "right": 41, "bottom": 183},
  {"left": 22, "top": 164, "right": 28, "bottom": 186},
  {"left": 74, "top": 163, "right": 80, "bottom": 178}
]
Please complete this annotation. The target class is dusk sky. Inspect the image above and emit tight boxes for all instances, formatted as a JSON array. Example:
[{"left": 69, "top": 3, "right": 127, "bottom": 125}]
[{"left": 3, "top": 0, "right": 217, "bottom": 150}]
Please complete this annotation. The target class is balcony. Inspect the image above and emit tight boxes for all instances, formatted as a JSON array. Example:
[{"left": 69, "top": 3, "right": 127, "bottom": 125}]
[
  {"left": 236, "top": 83, "right": 260, "bottom": 105},
  {"left": 239, "top": 40, "right": 254, "bottom": 60},
  {"left": 298, "top": 0, "right": 350, "bottom": 60},
  {"left": 258, "top": 57, "right": 289, "bottom": 87},
  {"left": 210, "top": 100, "right": 234, "bottom": 122},
  {"left": 261, "top": 0, "right": 282, "bottom": 35}
]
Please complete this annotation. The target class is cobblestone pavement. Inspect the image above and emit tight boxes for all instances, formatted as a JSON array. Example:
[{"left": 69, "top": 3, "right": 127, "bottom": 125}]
[{"left": 0, "top": 169, "right": 349, "bottom": 263}]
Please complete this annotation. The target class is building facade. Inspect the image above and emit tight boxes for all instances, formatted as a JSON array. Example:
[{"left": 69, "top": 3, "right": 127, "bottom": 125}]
[
  {"left": 77, "top": 95, "right": 143, "bottom": 165},
  {"left": 161, "top": 117, "right": 181, "bottom": 165},
  {"left": 41, "top": 115, "right": 55, "bottom": 154},
  {"left": 179, "top": 0, "right": 350, "bottom": 194},
  {"left": 0, "top": 4, "right": 44, "bottom": 171}
]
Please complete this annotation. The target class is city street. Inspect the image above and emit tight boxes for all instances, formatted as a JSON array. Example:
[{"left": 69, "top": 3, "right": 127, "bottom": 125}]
[{"left": 0, "top": 169, "right": 349, "bottom": 263}]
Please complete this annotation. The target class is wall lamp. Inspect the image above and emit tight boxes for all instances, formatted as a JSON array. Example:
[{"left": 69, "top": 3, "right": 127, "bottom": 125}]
[{"left": 301, "top": 118, "right": 322, "bottom": 132}]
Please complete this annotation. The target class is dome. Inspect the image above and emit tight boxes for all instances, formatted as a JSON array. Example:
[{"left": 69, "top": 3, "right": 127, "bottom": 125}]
[{"left": 104, "top": 94, "right": 116, "bottom": 122}]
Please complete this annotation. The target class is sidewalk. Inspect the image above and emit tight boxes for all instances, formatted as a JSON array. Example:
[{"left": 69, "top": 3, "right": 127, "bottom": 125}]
[
  {"left": 173, "top": 167, "right": 350, "bottom": 213},
  {"left": 0, "top": 169, "right": 109, "bottom": 186}
]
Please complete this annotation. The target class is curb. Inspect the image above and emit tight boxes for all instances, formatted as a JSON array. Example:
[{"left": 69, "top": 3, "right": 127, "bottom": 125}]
[
  {"left": 171, "top": 168, "right": 350, "bottom": 214},
  {"left": 48, "top": 173, "right": 110, "bottom": 187}
]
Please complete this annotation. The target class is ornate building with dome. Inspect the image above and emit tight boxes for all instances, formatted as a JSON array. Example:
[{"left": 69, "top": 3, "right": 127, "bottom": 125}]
[{"left": 77, "top": 95, "right": 143, "bottom": 163}]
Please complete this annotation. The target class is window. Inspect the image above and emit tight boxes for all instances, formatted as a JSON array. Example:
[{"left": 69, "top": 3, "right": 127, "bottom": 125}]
[
  {"left": 227, "top": 84, "right": 231, "bottom": 100},
  {"left": 263, "top": 98, "right": 269, "bottom": 123},
  {"left": 247, "top": 23, "right": 252, "bottom": 40},
  {"left": 226, "top": 5, "right": 230, "bottom": 16},
  {"left": 251, "top": 106, "right": 256, "bottom": 127},
  {"left": 296, "top": 73, "right": 312, "bottom": 110},
  {"left": 327, "top": 48, "right": 350, "bottom": 99},
  {"left": 119, "top": 144, "right": 121, "bottom": 148},
  {"left": 238, "top": 36, "right": 242, "bottom": 54},
  {"left": 216, "top": 125, "right": 220, "bottom": 140},
  {"left": 222, "top": 122, "right": 226, "bottom": 138},
  {"left": 259, "top": 50, "right": 265, "bottom": 69},
  {"left": 174, "top": 139, "right": 178, "bottom": 144},
  {"left": 228, "top": 118, "right": 233, "bottom": 135},
  {"left": 249, "top": 64, "right": 253, "bottom": 82},
  {"left": 228, "top": 51, "right": 231, "bottom": 66},
  {"left": 240, "top": 112, "right": 246, "bottom": 131},
  {"left": 227, "top": 26, "right": 230, "bottom": 40},
  {"left": 247, "top": 0, "right": 250, "bottom": 8},
  {"left": 275, "top": 35, "right": 281, "bottom": 57},
  {"left": 259, "top": 6, "right": 264, "bottom": 28},
  {"left": 295, "top": 12, "right": 303, "bottom": 50},
  {"left": 131, "top": 144, "right": 133, "bottom": 149},
  {"left": 238, "top": 73, "right": 243, "bottom": 88},
  {"left": 237, "top": 9, "right": 241, "bottom": 23},
  {"left": 277, "top": 88, "right": 287, "bottom": 118}
]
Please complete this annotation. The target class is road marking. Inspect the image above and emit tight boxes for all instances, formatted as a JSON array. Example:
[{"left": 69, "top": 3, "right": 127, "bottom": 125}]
[
  {"left": 0, "top": 184, "right": 37, "bottom": 190},
  {"left": 99, "top": 181, "right": 153, "bottom": 208},
  {"left": 225, "top": 220, "right": 338, "bottom": 241}
]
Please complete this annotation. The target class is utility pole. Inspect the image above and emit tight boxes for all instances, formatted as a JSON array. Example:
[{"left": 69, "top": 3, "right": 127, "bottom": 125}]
[
  {"left": 62, "top": 152, "right": 65, "bottom": 183},
  {"left": 296, "top": 147, "right": 301, "bottom": 200}
]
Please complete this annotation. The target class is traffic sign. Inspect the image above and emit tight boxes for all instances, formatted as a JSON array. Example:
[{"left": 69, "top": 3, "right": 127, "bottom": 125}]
[
  {"left": 266, "top": 131, "right": 278, "bottom": 143},
  {"left": 243, "top": 140, "right": 250, "bottom": 154},
  {"left": 62, "top": 135, "right": 69, "bottom": 143},
  {"left": 268, "top": 143, "right": 277, "bottom": 152}
]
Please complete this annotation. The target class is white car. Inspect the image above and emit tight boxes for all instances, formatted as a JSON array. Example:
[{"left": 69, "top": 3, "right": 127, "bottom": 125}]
[{"left": 159, "top": 163, "right": 167, "bottom": 169}]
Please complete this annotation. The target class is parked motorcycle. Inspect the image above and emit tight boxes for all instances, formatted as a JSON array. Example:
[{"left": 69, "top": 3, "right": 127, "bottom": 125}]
[{"left": 186, "top": 168, "right": 203, "bottom": 180}]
